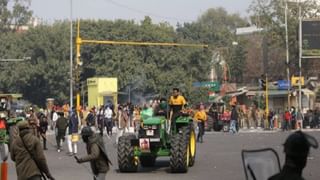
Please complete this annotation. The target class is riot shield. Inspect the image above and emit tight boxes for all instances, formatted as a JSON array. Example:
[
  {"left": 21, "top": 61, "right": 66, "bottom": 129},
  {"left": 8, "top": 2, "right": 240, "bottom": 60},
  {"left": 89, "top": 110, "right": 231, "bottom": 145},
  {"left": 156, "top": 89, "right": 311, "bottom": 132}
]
[{"left": 242, "top": 148, "right": 281, "bottom": 180}]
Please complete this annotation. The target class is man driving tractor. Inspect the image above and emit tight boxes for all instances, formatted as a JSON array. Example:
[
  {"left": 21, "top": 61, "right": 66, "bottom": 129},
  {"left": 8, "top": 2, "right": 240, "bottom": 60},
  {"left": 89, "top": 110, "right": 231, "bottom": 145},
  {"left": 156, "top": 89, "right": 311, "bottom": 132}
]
[{"left": 168, "top": 88, "right": 186, "bottom": 133}]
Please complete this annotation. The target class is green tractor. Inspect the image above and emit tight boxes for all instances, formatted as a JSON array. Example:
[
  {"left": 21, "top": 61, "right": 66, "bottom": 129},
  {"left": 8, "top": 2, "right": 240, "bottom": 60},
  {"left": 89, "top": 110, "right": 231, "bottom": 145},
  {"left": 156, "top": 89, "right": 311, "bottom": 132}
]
[
  {"left": 118, "top": 109, "right": 196, "bottom": 173},
  {"left": 0, "top": 94, "right": 24, "bottom": 161}
]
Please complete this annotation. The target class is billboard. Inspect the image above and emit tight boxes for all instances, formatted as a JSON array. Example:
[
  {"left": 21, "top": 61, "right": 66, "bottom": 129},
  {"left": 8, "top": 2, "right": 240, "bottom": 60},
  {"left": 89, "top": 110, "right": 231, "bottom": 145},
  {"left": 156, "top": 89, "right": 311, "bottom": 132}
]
[
  {"left": 192, "top": 81, "right": 220, "bottom": 91},
  {"left": 302, "top": 20, "right": 320, "bottom": 57},
  {"left": 291, "top": 76, "right": 305, "bottom": 87},
  {"left": 277, "top": 80, "right": 291, "bottom": 90}
]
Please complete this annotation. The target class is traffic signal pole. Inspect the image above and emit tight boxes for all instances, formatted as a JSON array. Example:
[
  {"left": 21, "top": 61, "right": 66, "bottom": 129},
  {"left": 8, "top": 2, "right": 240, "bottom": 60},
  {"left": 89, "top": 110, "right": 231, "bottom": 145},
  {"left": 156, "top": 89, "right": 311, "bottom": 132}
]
[
  {"left": 74, "top": 20, "right": 208, "bottom": 111},
  {"left": 76, "top": 20, "right": 82, "bottom": 111}
]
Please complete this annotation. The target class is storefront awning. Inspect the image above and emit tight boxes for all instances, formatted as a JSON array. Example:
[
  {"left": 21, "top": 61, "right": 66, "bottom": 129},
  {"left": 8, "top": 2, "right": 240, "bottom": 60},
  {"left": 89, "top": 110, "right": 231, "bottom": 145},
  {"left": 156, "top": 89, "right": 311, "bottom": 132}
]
[
  {"left": 301, "top": 89, "right": 315, "bottom": 96},
  {"left": 226, "top": 91, "right": 247, "bottom": 97},
  {"left": 246, "top": 90, "right": 290, "bottom": 97}
]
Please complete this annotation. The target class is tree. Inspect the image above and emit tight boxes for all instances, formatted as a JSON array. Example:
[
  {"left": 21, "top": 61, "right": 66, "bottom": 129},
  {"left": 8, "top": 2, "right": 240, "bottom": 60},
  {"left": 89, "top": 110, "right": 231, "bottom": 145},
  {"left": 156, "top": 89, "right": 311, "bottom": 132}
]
[
  {"left": 0, "top": 0, "right": 32, "bottom": 32},
  {"left": 177, "top": 8, "right": 248, "bottom": 83},
  {"left": 0, "top": 9, "right": 249, "bottom": 106},
  {"left": 248, "top": 0, "right": 320, "bottom": 78}
]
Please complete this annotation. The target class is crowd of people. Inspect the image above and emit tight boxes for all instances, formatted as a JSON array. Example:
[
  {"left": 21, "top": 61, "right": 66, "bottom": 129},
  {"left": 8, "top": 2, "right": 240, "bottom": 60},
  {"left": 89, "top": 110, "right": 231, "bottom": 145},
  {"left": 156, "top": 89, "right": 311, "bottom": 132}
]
[
  {"left": 10, "top": 104, "right": 113, "bottom": 180},
  {"left": 6, "top": 89, "right": 320, "bottom": 180},
  {"left": 13, "top": 97, "right": 320, "bottom": 153},
  {"left": 208, "top": 103, "right": 320, "bottom": 133}
]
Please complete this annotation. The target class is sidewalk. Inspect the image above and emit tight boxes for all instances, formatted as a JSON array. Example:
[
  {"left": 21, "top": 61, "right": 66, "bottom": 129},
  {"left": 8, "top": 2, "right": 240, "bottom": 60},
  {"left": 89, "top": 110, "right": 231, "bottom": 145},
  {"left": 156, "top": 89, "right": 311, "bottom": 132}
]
[{"left": 205, "top": 127, "right": 320, "bottom": 134}]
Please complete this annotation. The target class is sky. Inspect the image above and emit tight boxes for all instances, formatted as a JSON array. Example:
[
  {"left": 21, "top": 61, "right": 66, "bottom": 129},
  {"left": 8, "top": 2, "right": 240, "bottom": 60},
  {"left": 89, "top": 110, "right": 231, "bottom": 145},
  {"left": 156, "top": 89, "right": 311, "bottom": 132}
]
[{"left": 29, "top": 0, "right": 253, "bottom": 25}]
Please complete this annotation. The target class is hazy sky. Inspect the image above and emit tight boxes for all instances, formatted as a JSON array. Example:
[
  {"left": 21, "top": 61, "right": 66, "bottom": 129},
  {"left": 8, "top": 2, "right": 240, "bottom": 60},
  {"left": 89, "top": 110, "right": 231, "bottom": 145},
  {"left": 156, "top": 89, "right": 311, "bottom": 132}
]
[{"left": 30, "top": 0, "right": 253, "bottom": 25}]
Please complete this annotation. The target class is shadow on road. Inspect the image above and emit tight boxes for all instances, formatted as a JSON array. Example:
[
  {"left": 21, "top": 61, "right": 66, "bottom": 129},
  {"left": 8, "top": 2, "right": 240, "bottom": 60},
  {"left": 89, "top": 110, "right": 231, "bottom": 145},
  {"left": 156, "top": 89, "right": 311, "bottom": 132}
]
[{"left": 115, "top": 159, "right": 171, "bottom": 174}]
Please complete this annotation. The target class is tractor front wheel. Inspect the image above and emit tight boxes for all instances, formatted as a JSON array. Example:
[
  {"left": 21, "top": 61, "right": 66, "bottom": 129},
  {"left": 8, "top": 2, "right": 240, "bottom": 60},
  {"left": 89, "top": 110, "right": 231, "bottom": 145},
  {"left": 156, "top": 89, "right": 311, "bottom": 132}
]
[
  {"left": 118, "top": 135, "right": 138, "bottom": 172},
  {"left": 170, "top": 132, "right": 189, "bottom": 173}
]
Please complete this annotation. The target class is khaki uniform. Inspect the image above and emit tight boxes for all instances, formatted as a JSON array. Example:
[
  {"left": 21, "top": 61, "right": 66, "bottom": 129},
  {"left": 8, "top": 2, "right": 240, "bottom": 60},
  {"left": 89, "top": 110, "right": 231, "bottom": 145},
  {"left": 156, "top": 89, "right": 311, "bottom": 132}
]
[{"left": 10, "top": 129, "right": 51, "bottom": 180}]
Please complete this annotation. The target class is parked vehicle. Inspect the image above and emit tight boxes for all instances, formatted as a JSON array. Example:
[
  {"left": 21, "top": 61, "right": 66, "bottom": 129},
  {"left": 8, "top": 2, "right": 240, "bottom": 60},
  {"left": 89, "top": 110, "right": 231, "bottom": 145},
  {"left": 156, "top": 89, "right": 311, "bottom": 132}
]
[{"left": 207, "top": 102, "right": 225, "bottom": 131}]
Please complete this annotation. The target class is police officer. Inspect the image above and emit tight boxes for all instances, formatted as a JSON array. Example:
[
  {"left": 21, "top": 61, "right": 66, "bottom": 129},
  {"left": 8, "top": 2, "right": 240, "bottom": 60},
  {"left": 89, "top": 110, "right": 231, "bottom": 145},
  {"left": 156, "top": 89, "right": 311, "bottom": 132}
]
[{"left": 268, "top": 131, "right": 318, "bottom": 180}]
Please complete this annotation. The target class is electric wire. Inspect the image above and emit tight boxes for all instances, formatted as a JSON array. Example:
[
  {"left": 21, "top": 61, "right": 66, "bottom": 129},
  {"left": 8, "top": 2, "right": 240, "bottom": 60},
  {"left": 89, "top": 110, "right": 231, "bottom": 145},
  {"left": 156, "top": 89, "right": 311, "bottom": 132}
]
[{"left": 103, "top": 0, "right": 194, "bottom": 23}]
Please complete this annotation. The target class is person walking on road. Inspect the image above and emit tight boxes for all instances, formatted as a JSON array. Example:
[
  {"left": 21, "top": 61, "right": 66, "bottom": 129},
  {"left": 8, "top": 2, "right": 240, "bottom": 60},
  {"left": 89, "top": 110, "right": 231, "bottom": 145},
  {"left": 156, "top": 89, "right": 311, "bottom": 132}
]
[
  {"left": 116, "top": 105, "right": 128, "bottom": 144},
  {"left": 194, "top": 104, "right": 207, "bottom": 143},
  {"left": 86, "top": 108, "right": 97, "bottom": 131},
  {"left": 97, "top": 105, "right": 105, "bottom": 136},
  {"left": 11, "top": 121, "right": 55, "bottom": 180},
  {"left": 55, "top": 112, "right": 68, "bottom": 152},
  {"left": 296, "top": 110, "right": 304, "bottom": 130},
  {"left": 51, "top": 109, "right": 59, "bottom": 130},
  {"left": 27, "top": 107, "right": 40, "bottom": 138},
  {"left": 68, "top": 107, "right": 79, "bottom": 155},
  {"left": 75, "top": 127, "right": 111, "bottom": 180},
  {"left": 38, "top": 111, "right": 48, "bottom": 150},
  {"left": 104, "top": 106, "right": 113, "bottom": 137},
  {"left": 283, "top": 110, "right": 291, "bottom": 131},
  {"left": 230, "top": 105, "right": 238, "bottom": 134}
]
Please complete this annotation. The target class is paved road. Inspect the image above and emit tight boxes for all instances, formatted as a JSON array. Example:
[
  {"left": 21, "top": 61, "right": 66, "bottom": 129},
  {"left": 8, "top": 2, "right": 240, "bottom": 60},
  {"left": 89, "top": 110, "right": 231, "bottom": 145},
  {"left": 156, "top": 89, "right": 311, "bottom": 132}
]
[{"left": 7, "top": 130, "right": 320, "bottom": 180}]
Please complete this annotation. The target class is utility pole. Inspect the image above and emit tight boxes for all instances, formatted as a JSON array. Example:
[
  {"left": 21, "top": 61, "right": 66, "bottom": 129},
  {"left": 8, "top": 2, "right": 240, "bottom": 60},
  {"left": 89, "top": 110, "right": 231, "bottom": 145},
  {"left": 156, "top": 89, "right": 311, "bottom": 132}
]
[
  {"left": 285, "top": 0, "right": 291, "bottom": 109},
  {"left": 265, "top": 74, "right": 269, "bottom": 128},
  {"left": 76, "top": 20, "right": 82, "bottom": 111},
  {"left": 298, "top": 3, "right": 302, "bottom": 112},
  {"left": 69, "top": 0, "right": 73, "bottom": 109}
]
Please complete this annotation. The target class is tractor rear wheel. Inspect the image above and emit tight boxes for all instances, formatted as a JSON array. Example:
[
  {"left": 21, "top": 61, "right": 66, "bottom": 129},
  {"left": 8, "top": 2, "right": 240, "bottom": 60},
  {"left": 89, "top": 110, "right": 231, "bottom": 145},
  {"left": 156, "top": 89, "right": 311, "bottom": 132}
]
[
  {"left": 170, "top": 132, "right": 189, "bottom": 173},
  {"left": 118, "top": 135, "right": 138, "bottom": 172},
  {"left": 140, "top": 155, "right": 156, "bottom": 167}
]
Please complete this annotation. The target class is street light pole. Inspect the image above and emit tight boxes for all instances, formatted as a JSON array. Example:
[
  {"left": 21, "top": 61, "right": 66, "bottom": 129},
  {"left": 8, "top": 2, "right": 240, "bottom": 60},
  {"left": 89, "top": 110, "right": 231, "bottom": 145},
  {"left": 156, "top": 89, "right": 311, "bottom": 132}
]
[
  {"left": 285, "top": 0, "right": 290, "bottom": 109},
  {"left": 298, "top": 3, "right": 302, "bottom": 112},
  {"left": 70, "top": 0, "right": 73, "bottom": 108}
]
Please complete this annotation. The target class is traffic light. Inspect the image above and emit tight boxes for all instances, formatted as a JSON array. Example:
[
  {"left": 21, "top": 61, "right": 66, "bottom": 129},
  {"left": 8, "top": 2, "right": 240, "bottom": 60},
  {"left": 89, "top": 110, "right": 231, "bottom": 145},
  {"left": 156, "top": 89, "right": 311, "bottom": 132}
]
[
  {"left": 74, "top": 69, "right": 84, "bottom": 92},
  {"left": 79, "top": 72, "right": 85, "bottom": 82},
  {"left": 78, "top": 81, "right": 82, "bottom": 91},
  {"left": 74, "top": 72, "right": 85, "bottom": 92}
]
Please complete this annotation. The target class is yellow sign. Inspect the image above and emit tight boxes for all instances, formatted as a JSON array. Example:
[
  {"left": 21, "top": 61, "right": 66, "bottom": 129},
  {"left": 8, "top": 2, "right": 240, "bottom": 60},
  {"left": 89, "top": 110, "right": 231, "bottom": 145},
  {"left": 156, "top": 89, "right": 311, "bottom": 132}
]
[
  {"left": 291, "top": 76, "right": 305, "bottom": 86},
  {"left": 87, "top": 77, "right": 118, "bottom": 108}
]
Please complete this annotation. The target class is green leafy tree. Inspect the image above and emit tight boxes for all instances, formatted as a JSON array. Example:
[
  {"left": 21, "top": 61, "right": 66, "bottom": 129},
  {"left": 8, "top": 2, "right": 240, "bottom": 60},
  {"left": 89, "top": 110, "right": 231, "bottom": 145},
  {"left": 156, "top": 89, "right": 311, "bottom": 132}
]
[
  {"left": 0, "top": 9, "right": 249, "bottom": 106},
  {"left": 0, "top": 0, "right": 32, "bottom": 32},
  {"left": 248, "top": 0, "right": 320, "bottom": 78}
]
